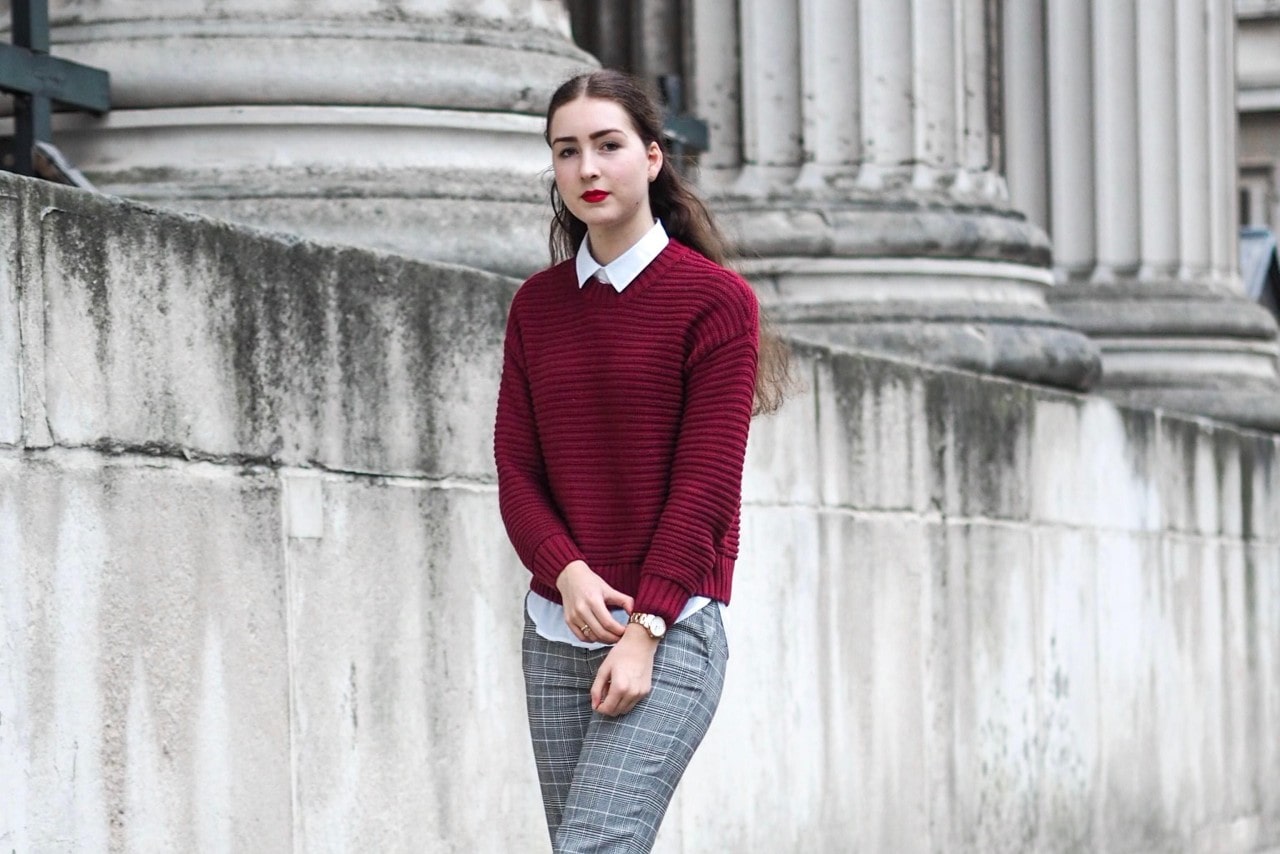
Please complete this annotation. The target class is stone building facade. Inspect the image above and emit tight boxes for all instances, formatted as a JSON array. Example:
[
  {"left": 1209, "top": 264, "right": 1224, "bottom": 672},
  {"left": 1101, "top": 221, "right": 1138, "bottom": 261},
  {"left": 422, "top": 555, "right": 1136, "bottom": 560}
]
[
  {"left": 4, "top": 3, "right": 1280, "bottom": 852},
  {"left": 3, "top": 169, "right": 1279, "bottom": 854},
  {"left": 1239, "top": 0, "right": 1280, "bottom": 231},
  {"left": 14, "top": 0, "right": 1280, "bottom": 429}
]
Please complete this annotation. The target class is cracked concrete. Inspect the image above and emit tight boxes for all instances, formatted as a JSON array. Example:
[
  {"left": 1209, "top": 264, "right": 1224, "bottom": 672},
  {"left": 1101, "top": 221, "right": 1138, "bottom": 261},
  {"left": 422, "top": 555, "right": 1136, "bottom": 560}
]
[{"left": 1, "top": 173, "right": 1279, "bottom": 852}]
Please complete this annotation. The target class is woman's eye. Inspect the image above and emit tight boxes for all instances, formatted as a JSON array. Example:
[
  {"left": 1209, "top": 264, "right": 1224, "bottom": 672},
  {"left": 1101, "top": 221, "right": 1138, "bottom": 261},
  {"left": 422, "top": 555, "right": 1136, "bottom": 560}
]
[
  {"left": 557, "top": 147, "right": 577, "bottom": 158},
  {"left": 601, "top": 141, "right": 620, "bottom": 151}
]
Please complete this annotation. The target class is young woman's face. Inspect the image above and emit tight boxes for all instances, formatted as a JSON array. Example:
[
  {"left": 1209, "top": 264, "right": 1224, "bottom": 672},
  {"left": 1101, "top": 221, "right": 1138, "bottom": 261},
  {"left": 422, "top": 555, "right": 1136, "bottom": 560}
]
[{"left": 549, "top": 96, "right": 662, "bottom": 244}]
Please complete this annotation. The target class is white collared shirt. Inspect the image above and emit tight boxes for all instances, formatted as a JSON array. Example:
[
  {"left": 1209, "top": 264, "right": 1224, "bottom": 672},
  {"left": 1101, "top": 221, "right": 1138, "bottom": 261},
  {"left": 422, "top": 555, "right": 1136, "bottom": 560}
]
[{"left": 575, "top": 220, "right": 669, "bottom": 292}]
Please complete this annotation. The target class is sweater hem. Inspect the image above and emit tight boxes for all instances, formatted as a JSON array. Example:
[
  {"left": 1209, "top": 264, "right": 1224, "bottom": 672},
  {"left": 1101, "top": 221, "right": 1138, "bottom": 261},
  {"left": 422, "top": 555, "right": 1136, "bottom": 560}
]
[
  {"left": 528, "top": 554, "right": 736, "bottom": 626},
  {"left": 531, "top": 533, "right": 585, "bottom": 588}
]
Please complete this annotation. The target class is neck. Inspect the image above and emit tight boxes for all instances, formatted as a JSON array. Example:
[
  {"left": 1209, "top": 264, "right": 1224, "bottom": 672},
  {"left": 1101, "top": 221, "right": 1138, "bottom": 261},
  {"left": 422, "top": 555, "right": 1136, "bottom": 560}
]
[{"left": 587, "top": 216, "right": 653, "bottom": 266}]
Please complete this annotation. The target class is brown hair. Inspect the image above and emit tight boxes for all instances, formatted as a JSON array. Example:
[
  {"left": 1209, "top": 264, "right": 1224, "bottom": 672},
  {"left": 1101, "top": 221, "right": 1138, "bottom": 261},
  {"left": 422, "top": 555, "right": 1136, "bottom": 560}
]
[{"left": 544, "top": 69, "right": 793, "bottom": 415}]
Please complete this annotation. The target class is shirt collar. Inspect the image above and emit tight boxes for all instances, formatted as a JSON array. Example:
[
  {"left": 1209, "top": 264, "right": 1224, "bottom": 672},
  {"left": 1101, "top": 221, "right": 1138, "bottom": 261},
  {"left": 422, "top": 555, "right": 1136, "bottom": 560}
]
[{"left": 575, "top": 220, "right": 670, "bottom": 292}]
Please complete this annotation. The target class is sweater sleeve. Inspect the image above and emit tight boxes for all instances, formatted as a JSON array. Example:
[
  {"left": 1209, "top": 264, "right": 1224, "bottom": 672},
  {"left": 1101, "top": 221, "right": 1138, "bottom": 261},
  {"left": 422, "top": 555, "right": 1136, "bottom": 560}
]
[
  {"left": 634, "top": 287, "right": 760, "bottom": 623},
  {"left": 494, "top": 301, "right": 585, "bottom": 589}
]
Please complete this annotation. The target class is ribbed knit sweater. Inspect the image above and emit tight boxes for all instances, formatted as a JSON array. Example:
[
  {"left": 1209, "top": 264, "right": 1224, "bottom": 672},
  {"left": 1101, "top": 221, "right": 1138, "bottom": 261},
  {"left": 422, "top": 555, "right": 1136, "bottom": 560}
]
[{"left": 494, "top": 239, "right": 759, "bottom": 624}]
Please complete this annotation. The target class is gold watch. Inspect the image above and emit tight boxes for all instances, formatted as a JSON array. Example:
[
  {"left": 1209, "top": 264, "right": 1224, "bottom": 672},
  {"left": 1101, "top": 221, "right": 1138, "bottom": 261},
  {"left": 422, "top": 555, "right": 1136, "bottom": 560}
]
[{"left": 628, "top": 612, "right": 667, "bottom": 639}]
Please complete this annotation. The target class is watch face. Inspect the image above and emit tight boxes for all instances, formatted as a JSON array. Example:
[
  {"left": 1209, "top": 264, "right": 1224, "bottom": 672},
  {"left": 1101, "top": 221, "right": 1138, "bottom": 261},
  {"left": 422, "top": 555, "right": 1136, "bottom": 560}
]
[{"left": 631, "top": 612, "right": 667, "bottom": 638}]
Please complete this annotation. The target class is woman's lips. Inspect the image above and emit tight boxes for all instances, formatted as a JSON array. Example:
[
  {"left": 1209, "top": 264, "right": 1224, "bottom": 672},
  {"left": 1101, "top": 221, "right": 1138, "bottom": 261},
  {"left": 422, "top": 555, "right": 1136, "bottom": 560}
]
[{"left": 582, "top": 190, "right": 610, "bottom": 203}]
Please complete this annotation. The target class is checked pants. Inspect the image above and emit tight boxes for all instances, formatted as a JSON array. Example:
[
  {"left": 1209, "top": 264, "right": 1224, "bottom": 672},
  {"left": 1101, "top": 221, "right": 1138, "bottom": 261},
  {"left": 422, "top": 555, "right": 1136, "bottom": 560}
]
[{"left": 521, "top": 603, "right": 729, "bottom": 854}]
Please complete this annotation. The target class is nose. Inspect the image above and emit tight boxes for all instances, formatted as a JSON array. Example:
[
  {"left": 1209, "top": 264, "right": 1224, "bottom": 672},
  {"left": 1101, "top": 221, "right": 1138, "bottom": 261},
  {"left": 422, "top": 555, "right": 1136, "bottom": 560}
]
[{"left": 579, "top": 151, "right": 601, "bottom": 181}]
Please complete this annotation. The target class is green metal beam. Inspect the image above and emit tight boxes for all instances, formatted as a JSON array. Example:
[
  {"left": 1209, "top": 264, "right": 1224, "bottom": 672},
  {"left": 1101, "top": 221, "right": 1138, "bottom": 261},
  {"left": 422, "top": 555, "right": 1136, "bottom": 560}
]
[
  {"left": 0, "top": 43, "right": 110, "bottom": 112},
  {"left": 12, "top": 0, "right": 50, "bottom": 53},
  {"left": 663, "top": 115, "right": 708, "bottom": 154},
  {"left": 3, "top": 0, "right": 111, "bottom": 178}
]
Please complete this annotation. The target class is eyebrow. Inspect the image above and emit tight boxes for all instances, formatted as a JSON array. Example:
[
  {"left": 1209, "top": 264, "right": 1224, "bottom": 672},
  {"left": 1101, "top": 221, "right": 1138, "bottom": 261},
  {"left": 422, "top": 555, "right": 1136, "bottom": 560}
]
[{"left": 550, "top": 128, "right": 625, "bottom": 146}]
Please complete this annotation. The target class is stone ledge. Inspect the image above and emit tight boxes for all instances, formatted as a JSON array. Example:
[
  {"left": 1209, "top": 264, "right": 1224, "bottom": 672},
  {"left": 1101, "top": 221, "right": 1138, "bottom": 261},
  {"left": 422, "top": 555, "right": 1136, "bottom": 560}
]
[{"left": 2, "top": 171, "right": 517, "bottom": 478}]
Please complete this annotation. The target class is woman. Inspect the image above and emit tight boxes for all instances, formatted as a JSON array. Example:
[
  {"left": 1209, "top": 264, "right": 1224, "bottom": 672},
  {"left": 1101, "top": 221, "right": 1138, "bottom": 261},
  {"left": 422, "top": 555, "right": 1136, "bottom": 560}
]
[{"left": 494, "top": 69, "right": 786, "bottom": 853}]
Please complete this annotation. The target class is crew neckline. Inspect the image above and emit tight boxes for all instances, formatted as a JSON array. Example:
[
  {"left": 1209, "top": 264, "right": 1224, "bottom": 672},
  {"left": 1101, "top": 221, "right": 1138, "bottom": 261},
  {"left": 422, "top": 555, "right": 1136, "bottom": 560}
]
[{"left": 575, "top": 239, "right": 688, "bottom": 303}]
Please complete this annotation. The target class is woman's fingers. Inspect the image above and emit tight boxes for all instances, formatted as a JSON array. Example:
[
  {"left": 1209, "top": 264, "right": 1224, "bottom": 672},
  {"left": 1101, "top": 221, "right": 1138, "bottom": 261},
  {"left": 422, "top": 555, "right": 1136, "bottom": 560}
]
[
  {"left": 590, "top": 658, "right": 609, "bottom": 709},
  {"left": 599, "top": 589, "right": 634, "bottom": 636},
  {"left": 591, "top": 659, "right": 643, "bottom": 715},
  {"left": 602, "top": 587, "right": 634, "bottom": 611},
  {"left": 579, "top": 608, "right": 624, "bottom": 644},
  {"left": 596, "top": 682, "right": 640, "bottom": 716},
  {"left": 565, "top": 603, "right": 619, "bottom": 643},
  {"left": 557, "top": 563, "right": 632, "bottom": 643},
  {"left": 566, "top": 610, "right": 591, "bottom": 642},
  {"left": 591, "top": 636, "right": 655, "bottom": 716},
  {"left": 592, "top": 666, "right": 648, "bottom": 717},
  {"left": 590, "top": 608, "right": 626, "bottom": 642}
]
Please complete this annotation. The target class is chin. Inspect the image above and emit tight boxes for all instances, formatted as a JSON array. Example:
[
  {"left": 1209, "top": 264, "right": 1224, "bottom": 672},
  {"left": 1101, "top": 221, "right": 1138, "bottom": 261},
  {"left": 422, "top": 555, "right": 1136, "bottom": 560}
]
[
  {"left": 574, "top": 211, "right": 617, "bottom": 230},
  {"left": 564, "top": 204, "right": 601, "bottom": 224}
]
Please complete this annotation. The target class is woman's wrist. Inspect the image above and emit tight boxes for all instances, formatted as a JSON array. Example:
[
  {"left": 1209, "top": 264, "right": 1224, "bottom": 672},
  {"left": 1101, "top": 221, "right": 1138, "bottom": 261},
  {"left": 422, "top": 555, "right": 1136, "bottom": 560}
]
[
  {"left": 556, "top": 559, "right": 591, "bottom": 594},
  {"left": 621, "top": 623, "right": 661, "bottom": 648}
]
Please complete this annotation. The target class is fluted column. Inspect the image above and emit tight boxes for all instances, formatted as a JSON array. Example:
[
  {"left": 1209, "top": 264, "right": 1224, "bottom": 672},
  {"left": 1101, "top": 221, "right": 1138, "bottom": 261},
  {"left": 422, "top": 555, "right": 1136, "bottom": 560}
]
[
  {"left": 1013, "top": 0, "right": 1280, "bottom": 429},
  {"left": 688, "top": 0, "right": 1100, "bottom": 390},
  {"left": 6, "top": 1, "right": 595, "bottom": 277}
]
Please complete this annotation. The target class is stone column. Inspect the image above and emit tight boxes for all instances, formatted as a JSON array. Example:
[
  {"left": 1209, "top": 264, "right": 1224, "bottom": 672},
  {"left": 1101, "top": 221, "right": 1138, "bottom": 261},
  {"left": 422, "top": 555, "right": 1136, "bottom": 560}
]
[
  {"left": 567, "top": 0, "right": 682, "bottom": 79},
  {"left": 21, "top": 1, "right": 596, "bottom": 277},
  {"left": 1008, "top": 0, "right": 1280, "bottom": 429},
  {"left": 686, "top": 0, "right": 1101, "bottom": 390}
]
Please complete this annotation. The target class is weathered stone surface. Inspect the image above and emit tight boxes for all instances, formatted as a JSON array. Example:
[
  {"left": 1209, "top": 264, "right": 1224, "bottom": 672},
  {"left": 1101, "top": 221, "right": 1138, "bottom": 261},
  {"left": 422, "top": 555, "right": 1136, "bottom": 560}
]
[
  {"left": 45, "top": 6, "right": 583, "bottom": 112},
  {"left": 1033, "top": 528, "right": 1101, "bottom": 853},
  {"left": 724, "top": 204, "right": 1055, "bottom": 266},
  {"left": 0, "top": 193, "right": 19, "bottom": 446},
  {"left": 181, "top": 193, "right": 555, "bottom": 280},
  {"left": 679, "top": 0, "right": 1103, "bottom": 392},
  {"left": 3, "top": 174, "right": 1280, "bottom": 853},
  {"left": 674, "top": 510, "right": 937, "bottom": 853},
  {"left": 285, "top": 482, "right": 541, "bottom": 853},
  {"left": 928, "top": 366, "right": 1038, "bottom": 521},
  {"left": 810, "top": 348, "right": 933, "bottom": 513},
  {"left": 0, "top": 1, "right": 595, "bottom": 277},
  {"left": 784, "top": 316, "right": 1103, "bottom": 392},
  {"left": 944, "top": 522, "right": 1040, "bottom": 854},
  {"left": 1247, "top": 541, "right": 1280, "bottom": 841},
  {"left": 0, "top": 458, "right": 292, "bottom": 853},
  {"left": 1050, "top": 284, "right": 1280, "bottom": 433},
  {"left": 7, "top": 173, "right": 514, "bottom": 477},
  {"left": 1029, "top": 399, "right": 1161, "bottom": 531}
]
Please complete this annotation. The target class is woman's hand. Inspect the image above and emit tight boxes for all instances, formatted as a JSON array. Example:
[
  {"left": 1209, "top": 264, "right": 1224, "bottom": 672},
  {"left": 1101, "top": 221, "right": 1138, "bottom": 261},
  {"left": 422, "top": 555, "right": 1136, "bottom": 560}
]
[
  {"left": 556, "top": 560, "right": 634, "bottom": 644},
  {"left": 591, "top": 624, "right": 659, "bottom": 716}
]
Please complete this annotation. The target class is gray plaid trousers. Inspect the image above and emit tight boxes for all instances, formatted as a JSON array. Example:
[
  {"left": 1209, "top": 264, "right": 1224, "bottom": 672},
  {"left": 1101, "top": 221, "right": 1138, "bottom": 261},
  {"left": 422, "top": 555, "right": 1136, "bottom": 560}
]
[{"left": 521, "top": 603, "right": 729, "bottom": 853}]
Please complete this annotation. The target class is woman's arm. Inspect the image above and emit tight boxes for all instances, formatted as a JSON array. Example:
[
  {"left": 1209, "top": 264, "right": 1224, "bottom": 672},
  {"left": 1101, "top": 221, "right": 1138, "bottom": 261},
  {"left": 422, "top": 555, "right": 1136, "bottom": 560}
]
[
  {"left": 633, "top": 288, "right": 760, "bottom": 624},
  {"left": 594, "top": 311, "right": 758, "bottom": 718},
  {"left": 495, "top": 305, "right": 635, "bottom": 641},
  {"left": 494, "top": 307, "right": 584, "bottom": 589}
]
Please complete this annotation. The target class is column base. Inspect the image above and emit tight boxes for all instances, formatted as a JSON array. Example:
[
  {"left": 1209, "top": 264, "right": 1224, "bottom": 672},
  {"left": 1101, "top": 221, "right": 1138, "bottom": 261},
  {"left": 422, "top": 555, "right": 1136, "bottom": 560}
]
[
  {"left": 777, "top": 313, "right": 1103, "bottom": 391},
  {"left": 27, "top": 106, "right": 559, "bottom": 277},
  {"left": 1100, "top": 387, "right": 1280, "bottom": 432},
  {"left": 726, "top": 203, "right": 1102, "bottom": 391},
  {"left": 11, "top": 10, "right": 595, "bottom": 279},
  {"left": 1051, "top": 284, "right": 1280, "bottom": 431}
]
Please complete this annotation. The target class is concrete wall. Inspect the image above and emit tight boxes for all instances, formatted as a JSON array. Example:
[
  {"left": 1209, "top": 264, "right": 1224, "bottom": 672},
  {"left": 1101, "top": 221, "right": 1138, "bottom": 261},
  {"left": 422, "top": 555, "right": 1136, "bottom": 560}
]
[{"left": 1, "top": 174, "right": 1278, "bottom": 853}]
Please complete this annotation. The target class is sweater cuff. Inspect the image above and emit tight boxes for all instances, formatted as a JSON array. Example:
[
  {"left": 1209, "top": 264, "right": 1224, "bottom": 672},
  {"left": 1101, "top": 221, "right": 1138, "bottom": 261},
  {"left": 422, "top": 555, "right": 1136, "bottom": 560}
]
[
  {"left": 532, "top": 533, "right": 584, "bottom": 587},
  {"left": 634, "top": 574, "right": 691, "bottom": 626}
]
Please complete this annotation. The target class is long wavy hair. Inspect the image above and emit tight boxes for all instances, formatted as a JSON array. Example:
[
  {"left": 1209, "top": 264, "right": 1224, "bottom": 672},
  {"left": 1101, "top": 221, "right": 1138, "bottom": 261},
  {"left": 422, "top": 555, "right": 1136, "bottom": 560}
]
[{"left": 544, "top": 69, "right": 792, "bottom": 415}]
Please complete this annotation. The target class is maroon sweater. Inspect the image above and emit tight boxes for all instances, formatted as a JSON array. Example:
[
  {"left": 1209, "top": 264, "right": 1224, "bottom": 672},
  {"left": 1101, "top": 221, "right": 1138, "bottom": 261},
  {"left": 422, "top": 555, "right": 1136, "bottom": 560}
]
[{"left": 494, "top": 239, "right": 759, "bottom": 624}]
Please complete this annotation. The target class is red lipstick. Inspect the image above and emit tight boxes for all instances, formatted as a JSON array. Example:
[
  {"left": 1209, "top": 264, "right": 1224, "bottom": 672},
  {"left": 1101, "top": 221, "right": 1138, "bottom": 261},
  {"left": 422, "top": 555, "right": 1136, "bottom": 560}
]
[{"left": 582, "top": 190, "right": 609, "bottom": 203}]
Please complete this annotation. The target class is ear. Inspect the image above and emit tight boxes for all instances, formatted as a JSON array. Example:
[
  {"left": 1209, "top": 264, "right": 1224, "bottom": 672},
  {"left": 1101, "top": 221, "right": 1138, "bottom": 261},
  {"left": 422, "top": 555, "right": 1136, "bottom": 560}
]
[{"left": 647, "top": 140, "right": 663, "bottom": 182}]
